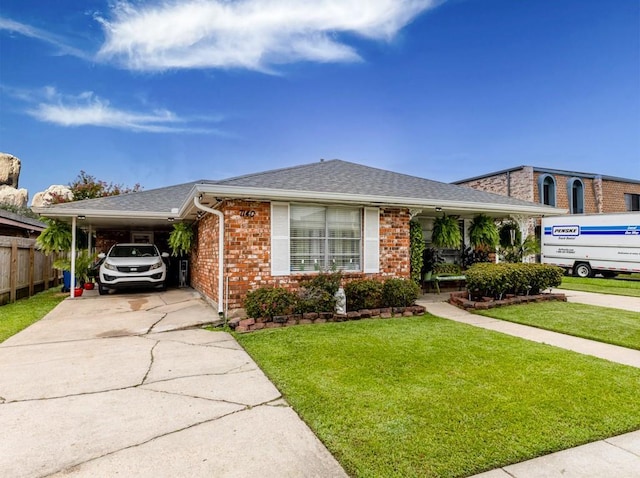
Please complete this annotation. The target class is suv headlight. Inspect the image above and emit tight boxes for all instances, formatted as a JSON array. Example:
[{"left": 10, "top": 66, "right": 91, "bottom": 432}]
[
  {"left": 104, "top": 262, "right": 117, "bottom": 271},
  {"left": 150, "top": 260, "right": 164, "bottom": 270}
]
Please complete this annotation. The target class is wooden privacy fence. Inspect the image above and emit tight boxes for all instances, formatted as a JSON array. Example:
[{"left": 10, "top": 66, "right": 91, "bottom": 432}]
[{"left": 0, "top": 236, "right": 61, "bottom": 305}]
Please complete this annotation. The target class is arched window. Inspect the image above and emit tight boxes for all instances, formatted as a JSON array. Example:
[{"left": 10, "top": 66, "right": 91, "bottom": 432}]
[
  {"left": 567, "top": 178, "right": 585, "bottom": 214},
  {"left": 537, "top": 174, "right": 556, "bottom": 206}
]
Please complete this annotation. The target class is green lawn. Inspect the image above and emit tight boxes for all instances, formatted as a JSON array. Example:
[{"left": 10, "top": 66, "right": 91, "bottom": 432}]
[
  {"left": 236, "top": 316, "right": 640, "bottom": 478},
  {"left": 559, "top": 276, "right": 640, "bottom": 297},
  {"left": 476, "top": 302, "right": 640, "bottom": 350},
  {"left": 0, "top": 288, "right": 66, "bottom": 342}
]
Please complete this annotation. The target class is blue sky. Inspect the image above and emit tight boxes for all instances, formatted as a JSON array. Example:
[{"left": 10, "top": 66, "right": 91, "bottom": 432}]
[{"left": 1, "top": 0, "right": 638, "bottom": 201}]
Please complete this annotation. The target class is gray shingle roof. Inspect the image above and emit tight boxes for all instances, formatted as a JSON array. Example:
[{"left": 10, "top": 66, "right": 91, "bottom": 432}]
[
  {"left": 36, "top": 181, "right": 199, "bottom": 214},
  {"left": 204, "top": 159, "right": 550, "bottom": 209},
  {"left": 36, "top": 160, "right": 560, "bottom": 216}
]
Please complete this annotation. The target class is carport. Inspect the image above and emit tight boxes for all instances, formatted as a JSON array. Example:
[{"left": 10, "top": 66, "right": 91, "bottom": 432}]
[{"left": 32, "top": 182, "right": 200, "bottom": 296}]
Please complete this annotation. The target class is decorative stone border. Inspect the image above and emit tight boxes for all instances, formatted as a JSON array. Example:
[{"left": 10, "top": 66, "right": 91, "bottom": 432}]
[
  {"left": 449, "top": 290, "right": 567, "bottom": 310},
  {"left": 228, "top": 305, "right": 427, "bottom": 333}
]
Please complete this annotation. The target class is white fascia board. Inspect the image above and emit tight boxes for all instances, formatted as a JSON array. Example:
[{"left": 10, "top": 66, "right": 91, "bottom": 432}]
[
  {"left": 190, "top": 184, "right": 566, "bottom": 217},
  {"left": 32, "top": 207, "right": 174, "bottom": 220}
]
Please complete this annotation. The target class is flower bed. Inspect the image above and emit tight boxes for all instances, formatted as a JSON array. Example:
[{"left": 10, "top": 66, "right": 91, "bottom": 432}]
[
  {"left": 229, "top": 305, "right": 427, "bottom": 333},
  {"left": 449, "top": 290, "right": 566, "bottom": 310}
]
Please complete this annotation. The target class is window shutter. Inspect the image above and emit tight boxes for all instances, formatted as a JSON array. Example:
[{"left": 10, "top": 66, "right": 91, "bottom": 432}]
[
  {"left": 363, "top": 207, "right": 380, "bottom": 273},
  {"left": 271, "top": 202, "right": 290, "bottom": 276}
]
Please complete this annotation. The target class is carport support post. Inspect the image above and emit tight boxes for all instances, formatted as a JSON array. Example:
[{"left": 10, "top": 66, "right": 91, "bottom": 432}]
[{"left": 70, "top": 216, "right": 77, "bottom": 298}]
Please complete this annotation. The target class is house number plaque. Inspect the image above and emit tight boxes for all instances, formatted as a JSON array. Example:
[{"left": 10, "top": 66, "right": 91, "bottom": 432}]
[{"left": 239, "top": 210, "right": 256, "bottom": 218}]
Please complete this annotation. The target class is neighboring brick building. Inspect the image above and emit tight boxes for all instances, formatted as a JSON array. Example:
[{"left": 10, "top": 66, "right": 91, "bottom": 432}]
[
  {"left": 454, "top": 166, "right": 640, "bottom": 214},
  {"left": 35, "top": 160, "right": 560, "bottom": 316}
]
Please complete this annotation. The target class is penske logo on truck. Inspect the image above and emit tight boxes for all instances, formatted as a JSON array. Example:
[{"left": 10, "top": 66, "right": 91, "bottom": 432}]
[{"left": 552, "top": 226, "right": 579, "bottom": 236}]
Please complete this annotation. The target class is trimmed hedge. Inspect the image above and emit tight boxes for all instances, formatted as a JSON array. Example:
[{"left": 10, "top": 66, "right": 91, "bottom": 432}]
[
  {"left": 344, "top": 279, "right": 384, "bottom": 311},
  {"left": 382, "top": 278, "right": 421, "bottom": 308},
  {"left": 244, "top": 287, "right": 297, "bottom": 319},
  {"left": 244, "top": 277, "right": 420, "bottom": 318},
  {"left": 465, "top": 263, "right": 563, "bottom": 300}
]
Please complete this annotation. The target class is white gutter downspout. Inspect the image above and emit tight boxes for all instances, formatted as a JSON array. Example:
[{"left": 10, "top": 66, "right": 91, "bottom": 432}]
[
  {"left": 70, "top": 216, "right": 77, "bottom": 298},
  {"left": 193, "top": 195, "right": 225, "bottom": 316}
]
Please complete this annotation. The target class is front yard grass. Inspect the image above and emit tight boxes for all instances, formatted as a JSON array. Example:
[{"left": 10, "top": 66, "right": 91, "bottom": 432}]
[
  {"left": 559, "top": 276, "right": 640, "bottom": 297},
  {"left": 0, "top": 288, "right": 66, "bottom": 342},
  {"left": 476, "top": 302, "right": 640, "bottom": 350},
  {"left": 236, "top": 316, "right": 640, "bottom": 477}
]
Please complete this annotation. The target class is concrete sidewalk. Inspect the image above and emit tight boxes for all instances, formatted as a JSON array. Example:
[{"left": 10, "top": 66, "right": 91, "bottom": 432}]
[
  {"left": 0, "top": 289, "right": 347, "bottom": 478},
  {"left": 418, "top": 291, "right": 640, "bottom": 478},
  {"left": 553, "top": 287, "right": 640, "bottom": 312}
]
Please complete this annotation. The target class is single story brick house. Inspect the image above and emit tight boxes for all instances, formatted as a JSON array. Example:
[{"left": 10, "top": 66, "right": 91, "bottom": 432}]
[{"left": 34, "top": 160, "right": 562, "bottom": 316}]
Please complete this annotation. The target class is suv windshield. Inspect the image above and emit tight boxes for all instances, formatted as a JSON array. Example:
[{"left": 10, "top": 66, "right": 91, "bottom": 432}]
[{"left": 110, "top": 245, "right": 158, "bottom": 258}]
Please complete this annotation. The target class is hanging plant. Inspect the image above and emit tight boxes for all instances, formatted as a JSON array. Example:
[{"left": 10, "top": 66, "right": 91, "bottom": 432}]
[
  {"left": 409, "top": 220, "right": 426, "bottom": 285},
  {"left": 168, "top": 222, "right": 194, "bottom": 256},
  {"left": 36, "top": 219, "right": 72, "bottom": 254},
  {"left": 499, "top": 221, "right": 522, "bottom": 249},
  {"left": 431, "top": 214, "right": 462, "bottom": 249},
  {"left": 468, "top": 214, "right": 499, "bottom": 250}
]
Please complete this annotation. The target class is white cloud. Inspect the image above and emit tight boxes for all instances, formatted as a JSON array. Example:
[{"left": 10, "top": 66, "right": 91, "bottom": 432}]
[
  {"left": 3, "top": 86, "right": 220, "bottom": 134},
  {"left": 97, "top": 0, "right": 439, "bottom": 71},
  {"left": 0, "top": 17, "right": 90, "bottom": 60}
]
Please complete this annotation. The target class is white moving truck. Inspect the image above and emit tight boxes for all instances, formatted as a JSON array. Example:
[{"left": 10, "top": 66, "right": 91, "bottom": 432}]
[{"left": 541, "top": 212, "right": 640, "bottom": 278}]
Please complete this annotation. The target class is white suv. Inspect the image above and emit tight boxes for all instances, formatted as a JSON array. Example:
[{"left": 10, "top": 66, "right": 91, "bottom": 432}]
[{"left": 98, "top": 243, "right": 169, "bottom": 295}]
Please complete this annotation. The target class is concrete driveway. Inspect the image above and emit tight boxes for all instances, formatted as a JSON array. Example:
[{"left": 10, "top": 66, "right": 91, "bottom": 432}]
[{"left": 0, "top": 289, "right": 347, "bottom": 478}]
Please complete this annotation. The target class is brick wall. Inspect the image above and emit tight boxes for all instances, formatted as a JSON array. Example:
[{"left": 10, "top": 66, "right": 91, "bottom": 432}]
[
  {"left": 601, "top": 179, "right": 640, "bottom": 212},
  {"left": 457, "top": 167, "right": 534, "bottom": 201},
  {"left": 532, "top": 173, "right": 640, "bottom": 214},
  {"left": 461, "top": 168, "right": 640, "bottom": 215},
  {"left": 189, "top": 201, "right": 411, "bottom": 315}
]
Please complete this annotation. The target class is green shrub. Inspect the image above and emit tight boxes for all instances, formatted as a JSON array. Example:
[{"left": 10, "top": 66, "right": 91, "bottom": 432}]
[
  {"left": 244, "top": 287, "right": 297, "bottom": 319},
  {"left": 299, "top": 270, "right": 342, "bottom": 296},
  {"left": 382, "top": 278, "right": 421, "bottom": 308},
  {"left": 344, "top": 279, "right": 384, "bottom": 311},
  {"left": 295, "top": 288, "right": 336, "bottom": 314},
  {"left": 465, "top": 263, "right": 563, "bottom": 299},
  {"left": 296, "top": 270, "right": 342, "bottom": 313}
]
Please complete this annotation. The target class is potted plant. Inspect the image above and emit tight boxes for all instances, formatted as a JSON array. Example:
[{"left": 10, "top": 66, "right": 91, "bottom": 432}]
[
  {"left": 468, "top": 214, "right": 499, "bottom": 250},
  {"left": 431, "top": 214, "right": 462, "bottom": 249},
  {"left": 53, "top": 250, "right": 97, "bottom": 292}
]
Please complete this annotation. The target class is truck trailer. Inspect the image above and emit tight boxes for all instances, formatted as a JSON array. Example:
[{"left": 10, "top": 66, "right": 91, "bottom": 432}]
[{"left": 541, "top": 212, "right": 640, "bottom": 278}]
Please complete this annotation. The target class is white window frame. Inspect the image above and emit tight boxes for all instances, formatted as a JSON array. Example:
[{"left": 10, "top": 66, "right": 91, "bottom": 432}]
[{"left": 270, "top": 203, "right": 380, "bottom": 276}]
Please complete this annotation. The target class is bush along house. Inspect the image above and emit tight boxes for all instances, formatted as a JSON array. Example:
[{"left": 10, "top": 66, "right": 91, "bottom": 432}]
[{"left": 33, "top": 159, "right": 563, "bottom": 317}]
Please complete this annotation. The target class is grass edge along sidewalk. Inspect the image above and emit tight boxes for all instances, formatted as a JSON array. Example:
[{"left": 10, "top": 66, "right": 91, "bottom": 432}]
[
  {"left": 475, "top": 301, "right": 640, "bottom": 351},
  {"left": 0, "top": 288, "right": 66, "bottom": 342},
  {"left": 236, "top": 315, "right": 640, "bottom": 478},
  {"left": 559, "top": 276, "right": 640, "bottom": 298}
]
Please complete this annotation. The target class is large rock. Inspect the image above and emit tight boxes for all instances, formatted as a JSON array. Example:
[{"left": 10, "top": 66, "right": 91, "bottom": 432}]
[
  {"left": 31, "top": 185, "right": 74, "bottom": 208},
  {"left": 0, "top": 185, "right": 28, "bottom": 208},
  {"left": 0, "top": 153, "right": 21, "bottom": 188}
]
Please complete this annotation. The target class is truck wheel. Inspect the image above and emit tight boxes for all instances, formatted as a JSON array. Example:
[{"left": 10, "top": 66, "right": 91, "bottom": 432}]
[{"left": 574, "top": 263, "right": 593, "bottom": 278}]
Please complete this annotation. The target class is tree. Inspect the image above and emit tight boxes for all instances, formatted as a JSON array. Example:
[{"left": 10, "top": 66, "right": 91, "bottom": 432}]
[{"left": 56, "top": 170, "right": 143, "bottom": 203}]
